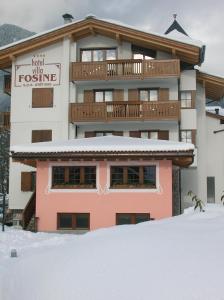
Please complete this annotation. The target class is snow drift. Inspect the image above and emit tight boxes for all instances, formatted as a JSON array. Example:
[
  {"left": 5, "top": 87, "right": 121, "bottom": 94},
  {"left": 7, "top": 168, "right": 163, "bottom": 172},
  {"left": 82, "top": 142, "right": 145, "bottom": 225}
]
[{"left": 1, "top": 204, "right": 224, "bottom": 300}]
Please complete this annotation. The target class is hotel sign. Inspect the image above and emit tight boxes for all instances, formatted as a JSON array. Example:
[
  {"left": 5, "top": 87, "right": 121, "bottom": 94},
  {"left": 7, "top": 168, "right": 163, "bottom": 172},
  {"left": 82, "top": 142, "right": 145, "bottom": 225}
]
[{"left": 15, "top": 54, "right": 61, "bottom": 87}]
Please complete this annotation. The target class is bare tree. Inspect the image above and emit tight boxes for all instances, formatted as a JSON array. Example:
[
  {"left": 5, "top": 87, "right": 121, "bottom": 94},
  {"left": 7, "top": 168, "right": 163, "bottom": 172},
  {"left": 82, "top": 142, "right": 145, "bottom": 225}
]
[{"left": 0, "top": 128, "right": 10, "bottom": 231}]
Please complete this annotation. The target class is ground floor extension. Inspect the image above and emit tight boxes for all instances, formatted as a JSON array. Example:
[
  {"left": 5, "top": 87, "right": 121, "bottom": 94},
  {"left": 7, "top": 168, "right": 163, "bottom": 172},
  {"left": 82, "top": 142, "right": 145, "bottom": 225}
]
[{"left": 11, "top": 136, "right": 194, "bottom": 232}]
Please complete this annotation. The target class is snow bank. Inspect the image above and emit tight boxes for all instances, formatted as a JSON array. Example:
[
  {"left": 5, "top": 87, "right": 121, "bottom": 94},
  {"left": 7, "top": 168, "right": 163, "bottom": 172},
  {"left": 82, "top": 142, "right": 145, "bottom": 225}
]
[{"left": 1, "top": 204, "right": 224, "bottom": 300}]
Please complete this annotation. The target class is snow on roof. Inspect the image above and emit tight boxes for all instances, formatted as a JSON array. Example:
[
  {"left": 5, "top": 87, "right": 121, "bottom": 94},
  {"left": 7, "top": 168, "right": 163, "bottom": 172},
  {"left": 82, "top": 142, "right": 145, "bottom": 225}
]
[
  {"left": 206, "top": 106, "right": 224, "bottom": 117},
  {"left": 0, "top": 15, "right": 204, "bottom": 53},
  {"left": 11, "top": 136, "right": 194, "bottom": 154},
  {"left": 196, "top": 67, "right": 224, "bottom": 79},
  {"left": 165, "top": 30, "right": 203, "bottom": 47}
]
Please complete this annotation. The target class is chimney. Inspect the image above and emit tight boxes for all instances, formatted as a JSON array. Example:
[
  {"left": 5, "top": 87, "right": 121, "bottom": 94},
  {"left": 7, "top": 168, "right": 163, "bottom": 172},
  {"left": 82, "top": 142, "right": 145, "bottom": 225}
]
[
  {"left": 62, "top": 13, "right": 74, "bottom": 24},
  {"left": 215, "top": 108, "right": 219, "bottom": 115}
]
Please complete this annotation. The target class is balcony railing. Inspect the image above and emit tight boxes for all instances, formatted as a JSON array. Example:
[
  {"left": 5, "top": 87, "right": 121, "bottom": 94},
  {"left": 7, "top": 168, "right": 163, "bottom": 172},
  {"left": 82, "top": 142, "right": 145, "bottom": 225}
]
[
  {"left": 71, "top": 59, "right": 180, "bottom": 81},
  {"left": 70, "top": 101, "right": 180, "bottom": 123},
  {"left": 4, "top": 75, "right": 11, "bottom": 95},
  {"left": 0, "top": 112, "right": 10, "bottom": 129}
]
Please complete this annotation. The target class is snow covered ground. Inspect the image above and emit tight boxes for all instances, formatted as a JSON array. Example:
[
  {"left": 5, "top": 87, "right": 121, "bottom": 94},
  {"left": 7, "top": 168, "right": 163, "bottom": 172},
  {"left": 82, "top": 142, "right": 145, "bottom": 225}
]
[{"left": 1, "top": 204, "right": 224, "bottom": 300}]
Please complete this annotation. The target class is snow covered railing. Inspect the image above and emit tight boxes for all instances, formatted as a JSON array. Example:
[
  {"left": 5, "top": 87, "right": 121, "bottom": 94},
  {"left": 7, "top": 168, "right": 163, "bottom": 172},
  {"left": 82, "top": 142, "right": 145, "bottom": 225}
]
[
  {"left": 70, "top": 101, "right": 180, "bottom": 122},
  {"left": 71, "top": 59, "right": 180, "bottom": 81}
]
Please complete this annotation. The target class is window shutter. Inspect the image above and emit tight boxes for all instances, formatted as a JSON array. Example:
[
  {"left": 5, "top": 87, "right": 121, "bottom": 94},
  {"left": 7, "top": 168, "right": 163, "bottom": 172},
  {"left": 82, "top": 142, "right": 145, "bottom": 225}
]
[
  {"left": 159, "top": 88, "right": 169, "bottom": 101},
  {"left": 129, "top": 131, "right": 141, "bottom": 138},
  {"left": 128, "top": 89, "right": 138, "bottom": 101},
  {"left": 113, "top": 131, "right": 123, "bottom": 136},
  {"left": 21, "top": 172, "right": 32, "bottom": 191},
  {"left": 191, "top": 91, "right": 196, "bottom": 108},
  {"left": 113, "top": 89, "right": 124, "bottom": 101},
  {"left": 192, "top": 130, "right": 196, "bottom": 145},
  {"left": 32, "top": 130, "right": 52, "bottom": 143},
  {"left": 84, "top": 90, "right": 94, "bottom": 103},
  {"left": 158, "top": 131, "right": 169, "bottom": 140},
  {"left": 32, "top": 88, "right": 53, "bottom": 108},
  {"left": 85, "top": 132, "right": 96, "bottom": 138}
]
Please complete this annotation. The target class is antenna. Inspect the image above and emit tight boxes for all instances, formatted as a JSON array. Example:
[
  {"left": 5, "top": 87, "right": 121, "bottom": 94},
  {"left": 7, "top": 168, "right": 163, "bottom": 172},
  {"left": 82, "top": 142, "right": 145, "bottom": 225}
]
[{"left": 173, "top": 14, "right": 177, "bottom": 20}]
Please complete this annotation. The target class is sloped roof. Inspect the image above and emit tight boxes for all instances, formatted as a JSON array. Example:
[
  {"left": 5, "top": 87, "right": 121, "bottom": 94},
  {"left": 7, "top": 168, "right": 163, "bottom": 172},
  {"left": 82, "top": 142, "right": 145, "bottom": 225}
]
[
  {"left": 11, "top": 136, "right": 194, "bottom": 167},
  {"left": 197, "top": 71, "right": 224, "bottom": 101},
  {"left": 0, "top": 16, "right": 205, "bottom": 68},
  {"left": 11, "top": 136, "right": 194, "bottom": 154}
]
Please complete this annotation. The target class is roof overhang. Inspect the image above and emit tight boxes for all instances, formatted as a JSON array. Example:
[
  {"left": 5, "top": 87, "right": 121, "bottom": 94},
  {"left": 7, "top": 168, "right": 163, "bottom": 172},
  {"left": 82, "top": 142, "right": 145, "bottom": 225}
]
[
  {"left": 206, "top": 111, "right": 224, "bottom": 121},
  {"left": 11, "top": 150, "right": 194, "bottom": 168},
  {"left": 197, "top": 71, "right": 224, "bottom": 101},
  {"left": 0, "top": 17, "right": 203, "bottom": 69}
]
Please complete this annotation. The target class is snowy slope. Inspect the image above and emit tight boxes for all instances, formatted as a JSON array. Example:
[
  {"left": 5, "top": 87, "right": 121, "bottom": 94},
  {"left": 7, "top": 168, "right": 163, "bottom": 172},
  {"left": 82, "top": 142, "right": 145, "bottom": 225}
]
[{"left": 1, "top": 204, "right": 224, "bottom": 300}]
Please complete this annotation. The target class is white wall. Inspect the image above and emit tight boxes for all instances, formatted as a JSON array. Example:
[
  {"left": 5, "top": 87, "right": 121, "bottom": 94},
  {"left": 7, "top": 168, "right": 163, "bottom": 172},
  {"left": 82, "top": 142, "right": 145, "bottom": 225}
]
[
  {"left": 9, "top": 39, "right": 71, "bottom": 210},
  {"left": 206, "top": 116, "right": 224, "bottom": 203}
]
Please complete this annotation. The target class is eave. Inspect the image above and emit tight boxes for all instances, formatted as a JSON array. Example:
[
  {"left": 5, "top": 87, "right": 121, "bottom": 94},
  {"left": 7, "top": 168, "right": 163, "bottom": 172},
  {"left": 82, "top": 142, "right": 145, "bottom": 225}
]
[
  {"left": 0, "top": 18, "right": 203, "bottom": 69},
  {"left": 206, "top": 111, "right": 224, "bottom": 121},
  {"left": 11, "top": 150, "right": 194, "bottom": 168},
  {"left": 197, "top": 71, "right": 224, "bottom": 101}
]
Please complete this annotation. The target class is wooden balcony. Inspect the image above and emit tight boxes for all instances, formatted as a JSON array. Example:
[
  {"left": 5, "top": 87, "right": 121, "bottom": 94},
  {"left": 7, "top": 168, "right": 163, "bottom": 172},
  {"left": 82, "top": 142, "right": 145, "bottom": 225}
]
[
  {"left": 4, "top": 75, "right": 11, "bottom": 95},
  {"left": 70, "top": 101, "right": 180, "bottom": 123},
  {"left": 70, "top": 59, "right": 180, "bottom": 81},
  {"left": 0, "top": 112, "right": 10, "bottom": 129}
]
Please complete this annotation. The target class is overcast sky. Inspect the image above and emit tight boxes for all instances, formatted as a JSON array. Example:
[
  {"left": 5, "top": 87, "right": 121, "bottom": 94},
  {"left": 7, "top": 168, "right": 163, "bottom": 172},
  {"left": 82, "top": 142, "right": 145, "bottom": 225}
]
[{"left": 0, "top": 0, "right": 223, "bottom": 75}]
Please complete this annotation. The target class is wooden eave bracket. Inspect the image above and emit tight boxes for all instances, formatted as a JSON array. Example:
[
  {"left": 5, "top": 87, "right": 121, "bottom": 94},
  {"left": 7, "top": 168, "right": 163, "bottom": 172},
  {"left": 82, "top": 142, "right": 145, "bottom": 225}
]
[{"left": 116, "top": 33, "right": 122, "bottom": 45}]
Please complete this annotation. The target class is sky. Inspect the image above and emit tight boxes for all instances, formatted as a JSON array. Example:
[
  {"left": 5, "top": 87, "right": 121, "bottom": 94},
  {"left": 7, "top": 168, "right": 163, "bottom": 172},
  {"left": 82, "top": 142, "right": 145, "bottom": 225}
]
[{"left": 0, "top": 0, "right": 223, "bottom": 75}]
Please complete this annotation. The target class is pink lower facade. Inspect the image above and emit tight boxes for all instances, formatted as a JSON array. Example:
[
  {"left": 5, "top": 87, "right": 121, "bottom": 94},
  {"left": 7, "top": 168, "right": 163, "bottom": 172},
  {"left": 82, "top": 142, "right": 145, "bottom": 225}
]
[{"left": 35, "top": 160, "right": 173, "bottom": 231}]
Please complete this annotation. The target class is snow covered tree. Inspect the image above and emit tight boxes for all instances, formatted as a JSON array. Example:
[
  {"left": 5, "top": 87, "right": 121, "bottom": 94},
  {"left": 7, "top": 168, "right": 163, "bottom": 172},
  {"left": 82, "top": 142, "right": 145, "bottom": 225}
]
[{"left": 0, "top": 128, "right": 10, "bottom": 231}]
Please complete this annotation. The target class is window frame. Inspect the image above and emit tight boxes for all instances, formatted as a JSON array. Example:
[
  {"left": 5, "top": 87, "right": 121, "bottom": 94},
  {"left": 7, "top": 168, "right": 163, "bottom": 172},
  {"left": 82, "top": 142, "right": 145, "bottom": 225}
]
[
  {"left": 116, "top": 213, "right": 150, "bottom": 225},
  {"left": 110, "top": 165, "right": 157, "bottom": 189},
  {"left": 80, "top": 48, "right": 117, "bottom": 62},
  {"left": 180, "top": 91, "right": 193, "bottom": 108},
  {"left": 180, "top": 130, "right": 193, "bottom": 144},
  {"left": 52, "top": 166, "right": 96, "bottom": 189},
  {"left": 139, "top": 88, "right": 159, "bottom": 102},
  {"left": 57, "top": 213, "right": 90, "bottom": 230},
  {"left": 94, "top": 89, "right": 113, "bottom": 103}
]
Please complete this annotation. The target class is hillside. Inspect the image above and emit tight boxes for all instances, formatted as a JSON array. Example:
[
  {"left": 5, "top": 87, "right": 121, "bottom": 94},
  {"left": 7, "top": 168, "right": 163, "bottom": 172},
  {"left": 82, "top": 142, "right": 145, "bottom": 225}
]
[{"left": 0, "top": 24, "right": 35, "bottom": 111}]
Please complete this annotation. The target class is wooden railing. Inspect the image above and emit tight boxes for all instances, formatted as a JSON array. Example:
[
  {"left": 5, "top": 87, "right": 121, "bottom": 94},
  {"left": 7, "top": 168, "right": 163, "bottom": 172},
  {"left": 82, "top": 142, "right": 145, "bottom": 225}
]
[
  {"left": 4, "top": 75, "right": 11, "bottom": 95},
  {"left": 22, "top": 191, "right": 36, "bottom": 230},
  {"left": 70, "top": 101, "right": 180, "bottom": 122},
  {"left": 71, "top": 59, "right": 180, "bottom": 81},
  {"left": 0, "top": 112, "right": 10, "bottom": 129}
]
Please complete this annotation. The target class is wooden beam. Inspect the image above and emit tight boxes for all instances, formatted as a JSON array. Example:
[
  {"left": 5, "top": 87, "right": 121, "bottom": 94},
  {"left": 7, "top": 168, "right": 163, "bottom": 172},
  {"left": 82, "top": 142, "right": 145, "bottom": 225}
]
[
  {"left": 116, "top": 33, "right": 122, "bottom": 45},
  {"left": 89, "top": 26, "right": 96, "bottom": 36}
]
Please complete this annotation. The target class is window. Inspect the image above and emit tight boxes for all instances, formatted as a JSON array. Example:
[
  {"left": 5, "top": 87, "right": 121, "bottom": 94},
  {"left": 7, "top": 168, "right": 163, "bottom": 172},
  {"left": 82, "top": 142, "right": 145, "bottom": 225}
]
[
  {"left": 110, "top": 166, "right": 156, "bottom": 188},
  {"left": 52, "top": 166, "right": 96, "bottom": 188},
  {"left": 81, "top": 48, "right": 116, "bottom": 62},
  {"left": 133, "top": 53, "right": 154, "bottom": 60},
  {"left": 139, "top": 89, "right": 158, "bottom": 101},
  {"left": 140, "top": 131, "right": 158, "bottom": 139},
  {"left": 32, "top": 88, "right": 53, "bottom": 108},
  {"left": 180, "top": 91, "right": 192, "bottom": 108},
  {"left": 139, "top": 131, "right": 169, "bottom": 140},
  {"left": 57, "top": 213, "right": 90, "bottom": 230},
  {"left": 96, "top": 132, "right": 113, "bottom": 137},
  {"left": 32, "top": 130, "right": 52, "bottom": 143},
  {"left": 180, "top": 130, "right": 192, "bottom": 143},
  {"left": 95, "top": 90, "right": 113, "bottom": 102},
  {"left": 21, "top": 171, "right": 36, "bottom": 191},
  {"left": 85, "top": 131, "right": 123, "bottom": 137},
  {"left": 116, "top": 213, "right": 150, "bottom": 225}
]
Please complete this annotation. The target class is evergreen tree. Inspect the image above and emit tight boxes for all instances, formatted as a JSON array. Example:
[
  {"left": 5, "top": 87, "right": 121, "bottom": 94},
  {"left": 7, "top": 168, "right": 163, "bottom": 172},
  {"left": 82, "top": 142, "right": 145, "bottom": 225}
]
[{"left": 0, "top": 128, "right": 10, "bottom": 231}]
